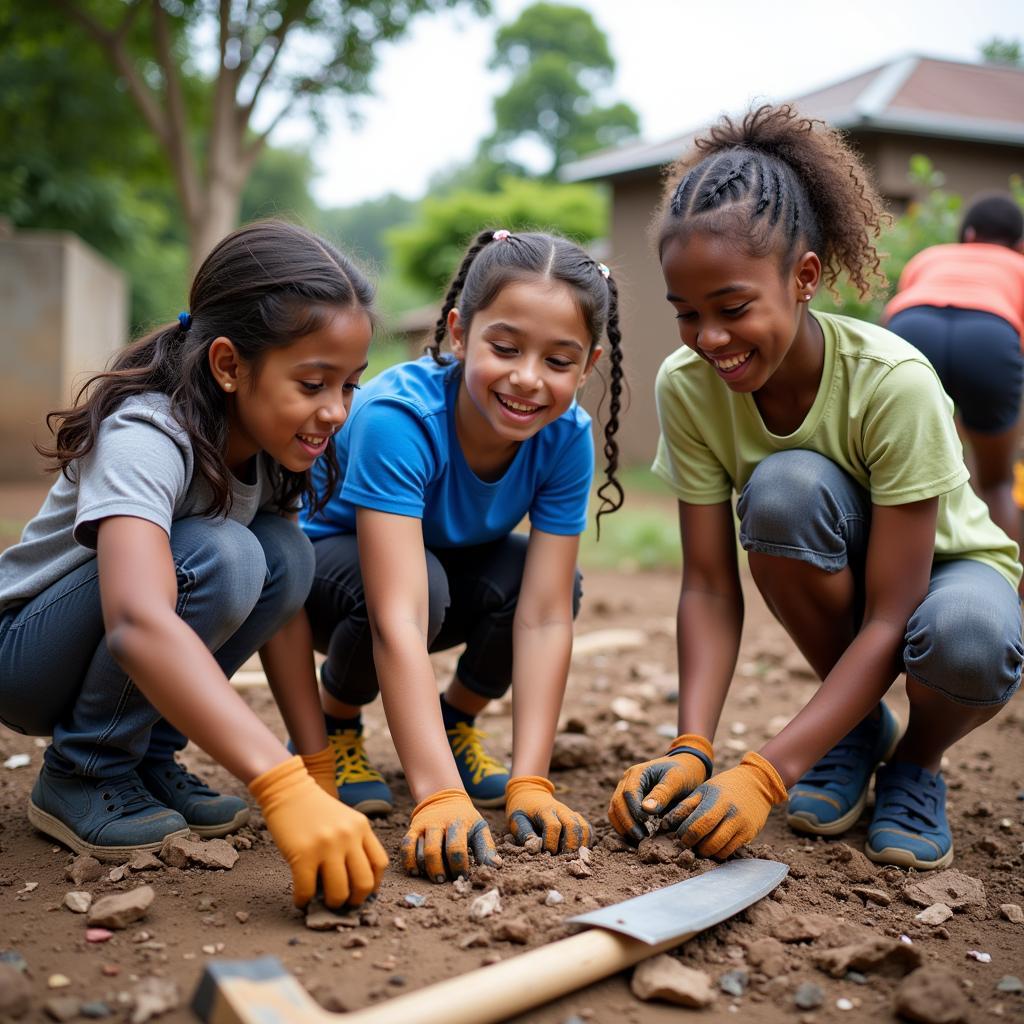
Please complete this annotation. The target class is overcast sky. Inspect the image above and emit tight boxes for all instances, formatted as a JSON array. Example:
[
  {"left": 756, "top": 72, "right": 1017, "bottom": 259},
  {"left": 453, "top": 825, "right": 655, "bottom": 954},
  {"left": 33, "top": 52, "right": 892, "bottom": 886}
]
[{"left": 270, "top": 0, "right": 1024, "bottom": 208}]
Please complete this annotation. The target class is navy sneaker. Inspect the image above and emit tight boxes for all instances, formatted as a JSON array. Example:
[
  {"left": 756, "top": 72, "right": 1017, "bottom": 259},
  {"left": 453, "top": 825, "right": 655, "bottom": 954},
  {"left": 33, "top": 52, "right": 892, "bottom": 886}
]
[
  {"left": 28, "top": 765, "right": 189, "bottom": 861},
  {"left": 138, "top": 759, "right": 249, "bottom": 838},
  {"left": 787, "top": 701, "right": 900, "bottom": 836},
  {"left": 316, "top": 726, "right": 393, "bottom": 815},
  {"left": 866, "top": 762, "right": 953, "bottom": 870},
  {"left": 446, "top": 721, "right": 509, "bottom": 808}
]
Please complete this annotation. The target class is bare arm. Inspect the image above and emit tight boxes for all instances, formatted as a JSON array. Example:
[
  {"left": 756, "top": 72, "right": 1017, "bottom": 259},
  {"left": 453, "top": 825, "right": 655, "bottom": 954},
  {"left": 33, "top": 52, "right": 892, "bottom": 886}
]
[
  {"left": 96, "top": 516, "right": 289, "bottom": 782},
  {"left": 509, "top": 528, "right": 579, "bottom": 778},
  {"left": 356, "top": 508, "right": 461, "bottom": 801},
  {"left": 761, "top": 497, "right": 937, "bottom": 786},
  {"left": 676, "top": 500, "right": 745, "bottom": 740}
]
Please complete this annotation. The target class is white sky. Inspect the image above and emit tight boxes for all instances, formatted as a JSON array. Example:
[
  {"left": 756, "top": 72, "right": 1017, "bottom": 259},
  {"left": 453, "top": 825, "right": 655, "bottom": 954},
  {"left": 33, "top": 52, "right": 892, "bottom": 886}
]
[{"left": 269, "top": 0, "right": 1024, "bottom": 208}]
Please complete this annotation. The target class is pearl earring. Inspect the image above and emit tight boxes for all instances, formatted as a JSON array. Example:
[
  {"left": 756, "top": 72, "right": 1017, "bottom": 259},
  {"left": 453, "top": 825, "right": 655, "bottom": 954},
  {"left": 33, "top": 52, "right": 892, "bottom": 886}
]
[{"left": 223, "top": 382, "right": 234, "bottom": 391}]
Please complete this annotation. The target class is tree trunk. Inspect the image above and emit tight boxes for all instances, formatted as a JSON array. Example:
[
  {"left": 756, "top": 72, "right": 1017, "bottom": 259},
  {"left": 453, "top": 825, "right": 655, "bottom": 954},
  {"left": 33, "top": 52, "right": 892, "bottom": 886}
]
[{"left": 190, "top": 178, "right": 243, "bottom": 273}]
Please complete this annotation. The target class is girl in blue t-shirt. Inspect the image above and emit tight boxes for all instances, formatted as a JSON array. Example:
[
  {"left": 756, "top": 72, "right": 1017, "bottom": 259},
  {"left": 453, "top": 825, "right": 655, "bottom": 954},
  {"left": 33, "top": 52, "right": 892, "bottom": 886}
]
[
  {"left": 0, "top": 221, "right": 386, "bottom": 909},
  {"left": 302, "top": 229, "right": 624, "bottom": 882}
]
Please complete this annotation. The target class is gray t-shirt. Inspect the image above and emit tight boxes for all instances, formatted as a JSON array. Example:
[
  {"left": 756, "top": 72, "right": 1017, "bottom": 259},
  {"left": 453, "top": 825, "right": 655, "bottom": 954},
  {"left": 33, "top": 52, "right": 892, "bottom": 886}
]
[{"left": 0, "top": 393, "right": 276, "bottom": 615}]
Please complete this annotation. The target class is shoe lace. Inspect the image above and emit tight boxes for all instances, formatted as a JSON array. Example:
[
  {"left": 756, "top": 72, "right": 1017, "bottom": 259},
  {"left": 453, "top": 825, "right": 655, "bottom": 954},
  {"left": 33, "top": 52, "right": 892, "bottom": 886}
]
[
  {"left": 101, "top": 774, "right": 161, "bottom": 816},
  {"left": 158, "top": 760, "right": 213, "bottom": 795},
  {"left": 874, "top": 771, "right": 941, "bottom": 830},
  {"left": 800, "top": 717, "right": 879, "bottom": 789},
  {"left": 446, "top": 722, "right": 506, "bottom": 786},
  {"left": 327, "top": 730, "right": 384, "bottom": 785}
]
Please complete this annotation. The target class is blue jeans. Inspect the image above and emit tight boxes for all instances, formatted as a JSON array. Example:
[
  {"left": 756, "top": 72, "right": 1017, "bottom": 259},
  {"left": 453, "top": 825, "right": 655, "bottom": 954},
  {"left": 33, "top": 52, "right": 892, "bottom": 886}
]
[
  {"left": 737, "top": 449, "right": 1023, "bottom": 706},
  {"left": 0, "top": 514, "right": 314, "bottom": 777},
  {"left": 306, "top": 532, "right": 583, "bottom": 706}
]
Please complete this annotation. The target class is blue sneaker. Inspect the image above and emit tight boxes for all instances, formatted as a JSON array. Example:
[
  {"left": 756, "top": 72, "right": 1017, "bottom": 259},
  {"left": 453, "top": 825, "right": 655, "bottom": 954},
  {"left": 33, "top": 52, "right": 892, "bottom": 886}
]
[
  {"left": 446, "top": 721, "right": 510, "bottom": 808},
  {"left": 866, "top": 762, "right": 953, "bottom": 870},
  {"left": 787, "top": 702, "right": 900, "bottom": 836},
  {"left": 28, "top": 765, "right": 189, "bottom": 861},
  {"left": 138, "top": 759, "right": 249, "bottom": 838},
  {"left": 317, "top": 727, "right": 393, "bottom": 816}
]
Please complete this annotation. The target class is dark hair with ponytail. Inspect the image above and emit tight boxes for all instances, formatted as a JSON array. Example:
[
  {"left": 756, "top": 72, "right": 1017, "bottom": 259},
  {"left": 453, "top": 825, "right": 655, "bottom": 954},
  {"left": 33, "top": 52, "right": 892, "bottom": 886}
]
[
  {"left": 429, "top": 229, "right": 624, "bottom": 530},
  {"left": 40, "top": 219, "right": 375, "bottom": 516},
  {"left": 657, "top": 104, "right": 888, "bottom": 299}
]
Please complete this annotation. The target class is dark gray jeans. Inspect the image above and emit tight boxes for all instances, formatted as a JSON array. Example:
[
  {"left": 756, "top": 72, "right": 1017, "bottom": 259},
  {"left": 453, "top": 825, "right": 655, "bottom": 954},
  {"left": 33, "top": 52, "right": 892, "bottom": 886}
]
[{"left": 305, "top": 531, "right": 582, "bottom": 706}]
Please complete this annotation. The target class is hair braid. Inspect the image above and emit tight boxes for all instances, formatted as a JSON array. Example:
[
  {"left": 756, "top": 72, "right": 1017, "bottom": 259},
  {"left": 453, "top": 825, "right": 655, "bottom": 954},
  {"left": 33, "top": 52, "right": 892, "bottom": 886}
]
[
  {"left": 429, "top": 230, "right": 497, "bottom": 364},
  {"left": 595, "top": 273, "right": 624, "bottom": 536}
]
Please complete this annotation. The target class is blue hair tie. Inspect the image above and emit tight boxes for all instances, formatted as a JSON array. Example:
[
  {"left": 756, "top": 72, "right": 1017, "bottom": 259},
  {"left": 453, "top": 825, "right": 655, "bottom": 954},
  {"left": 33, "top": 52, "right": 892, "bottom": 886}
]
[{"left": 178, "top": 311, "right": 192, "bottom": 331}]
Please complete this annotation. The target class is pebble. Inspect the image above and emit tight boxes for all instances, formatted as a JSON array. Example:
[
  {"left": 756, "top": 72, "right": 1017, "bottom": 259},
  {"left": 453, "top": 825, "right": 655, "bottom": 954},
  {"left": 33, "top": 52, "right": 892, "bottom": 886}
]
[
  {"left": 894, "top": 965, "right": 968, "bottom": 1024},
  {"left": 64, "top": 890, "right": 93, "bottom": 914},
  {"left": 0, "top": 963, "right": 32, "bottom": 1018},
  {"left": 915, "top": 903, "right": 954, "bottom": 925},
  {"left": 630, "top": 955, "right": 714, "bottom": 1008},
  {"left": 469, "top": 889, "right": 502, "bottom": 921},
  {"left": 17, "top": 881, "right": 38, "bottom": 894},
  {"left": 568, "top": 860, "right": 592, "bottom": 878},
  {"left": 129, "top": 977, "right": 179, "bottom": 1024},
  {"left": 159, "top": 836, "right": 238, "bottom": 871},
  {"left": 3, "top": 753, "right": 30, "bottom": 769},
  {"left": 999, "top": 903, "right": 1023, "bottom": 924},
  {"left": 772, "top": 912, "right": 833, "bottom": 942},
  {"left": 850, "top": 886, "right": 891, "bottom": 906},
  {"left": 544, "top": 889, "right": 564, "bottom": 907},
  {"left": 523, "top": 836, "right": 544, "bottom": 856},
  {"left": 903, "top": 869, "right": 986, "bottom": 910},
  {"left": 87, "top": 886, "right": 155, "bottom": 929},
  {"left": 836, "top": 997, "right": 854, "bottom": 1010},
  {"left": 48, "top": 974, "right": 72, "bottom": 989},
  {"left": 995, "top": 976, "right": 1022, "bottom": 994},
  {"left": 101, "top": 965, "right": 121, "bottom": 977},
  {"left": 80, "top": 1001, "right": 113, "bottom": 1018},
  {"left": 793, "top": 983, "right": 824, "bottom": 1010},
  {"left": 966, "top": 950, "right": 992, "bottom": 963},
  {"left": 234, "top": 911, "right": 250, "bottom": 924},
  {"left": 43, "top": 996, "right": 80, "bottom": 1021},
  {"left": 718, "top": 968, "right": 748, "bottom": 996},
  {"left": 746, "top": 937, "right": 787, "bottom": 979},
  {"left": 404, "top": 893, "right": 427, "bottom": 908},
  {"left": 550, "top": 733, "right": 600, "bottom": 769},
  {"left": 609, "top": 696, "right": 647, "bottom": 724},
  {"left": 492, "top": 919, "right": 530, "bottom": 944},
  {"left": 86, "top": 928, "right": 114, "bottom": 943},
  {"left": 578, "top": 846, "right": 592, "bottom": 866},
  {"left": 813, "top": 935, "right": 922, "bottom": 978}
]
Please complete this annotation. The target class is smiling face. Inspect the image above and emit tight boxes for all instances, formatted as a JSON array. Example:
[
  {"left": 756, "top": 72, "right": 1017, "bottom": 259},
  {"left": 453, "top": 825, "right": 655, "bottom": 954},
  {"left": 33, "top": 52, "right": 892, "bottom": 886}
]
[
  {"left": 660, "top": 231, "right": 821, "bottom": 394},
  {"left": 210, "top": 306, "right": 373, "bottom": 475},
  {"left": 448, "top": 277, "right": 600, "bottom": 466}
]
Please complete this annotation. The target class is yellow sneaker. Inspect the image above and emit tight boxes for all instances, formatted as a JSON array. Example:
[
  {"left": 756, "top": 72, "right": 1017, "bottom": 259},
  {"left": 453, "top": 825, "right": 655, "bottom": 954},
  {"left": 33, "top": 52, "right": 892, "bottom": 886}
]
[
  {"left": 327, "top": 727, "right": 392, "bottom": 815},
  {"left": 446, "top": 721, "right": 510, "bottom": 808}
]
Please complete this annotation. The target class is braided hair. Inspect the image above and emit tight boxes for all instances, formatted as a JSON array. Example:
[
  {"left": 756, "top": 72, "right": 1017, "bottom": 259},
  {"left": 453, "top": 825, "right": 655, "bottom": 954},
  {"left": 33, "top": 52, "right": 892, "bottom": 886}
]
[
  {"left": 429, "top": 229, "right": 624, "bottom": 531},
  {"left": 657, "top": 105, "right": 888, "bottom": 299}
]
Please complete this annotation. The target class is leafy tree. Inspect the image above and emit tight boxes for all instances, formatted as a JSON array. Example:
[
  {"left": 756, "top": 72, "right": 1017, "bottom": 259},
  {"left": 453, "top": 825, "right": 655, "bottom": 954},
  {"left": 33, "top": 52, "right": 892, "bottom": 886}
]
[
  {"left": 980, "top": 37, "right": 1023, "bottom": 66},
  {"left": 240, "top": 145, "right": 318, "bottom": 226},
  {"left": 51, "top": 0, "right": 489, "bottom": 267},
  {"left": 388, "top": 176, "right": 607, "bottom": 294},
  {"left": 316, "top": 193, "right": 419, "bottom": 270},
  {"left": 483, "top": 3, "right": 639, "bottom": 175}
]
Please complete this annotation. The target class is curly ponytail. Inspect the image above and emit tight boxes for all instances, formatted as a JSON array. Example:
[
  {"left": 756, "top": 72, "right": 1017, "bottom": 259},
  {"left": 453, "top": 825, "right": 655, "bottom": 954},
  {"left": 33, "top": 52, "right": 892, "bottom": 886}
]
[{"left": 658, "top": 104, "right": 888, "bottom": 299}]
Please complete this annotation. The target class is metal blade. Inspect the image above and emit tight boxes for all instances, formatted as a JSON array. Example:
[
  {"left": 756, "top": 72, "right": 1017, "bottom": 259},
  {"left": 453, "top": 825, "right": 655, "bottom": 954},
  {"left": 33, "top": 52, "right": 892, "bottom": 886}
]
[{"left": 568, "top": 857, "right": 788, "bottom": 945}]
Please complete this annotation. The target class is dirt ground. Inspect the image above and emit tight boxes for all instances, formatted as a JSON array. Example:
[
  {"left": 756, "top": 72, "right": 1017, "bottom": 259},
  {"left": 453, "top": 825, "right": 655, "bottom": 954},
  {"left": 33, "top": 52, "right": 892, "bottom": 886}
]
[{"left": 1, "top": 566, "right": 1022, "bottom": 1024}]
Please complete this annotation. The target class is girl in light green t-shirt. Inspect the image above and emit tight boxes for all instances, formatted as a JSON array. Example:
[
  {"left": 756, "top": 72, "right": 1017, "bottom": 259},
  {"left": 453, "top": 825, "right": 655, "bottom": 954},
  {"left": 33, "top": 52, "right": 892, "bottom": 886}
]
[{"left": 607, "top": 104, "right": 1023, "bottom": 873}]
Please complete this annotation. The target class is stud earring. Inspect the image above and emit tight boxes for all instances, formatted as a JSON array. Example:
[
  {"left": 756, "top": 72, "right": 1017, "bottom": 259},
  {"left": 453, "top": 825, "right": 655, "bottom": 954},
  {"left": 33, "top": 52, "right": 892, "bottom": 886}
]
[
  {"left": 223, "top": 382, "right": 234, "bottom": 391},
  {"left": 803, "top": 293, "right": 812, "bottom": 301}
]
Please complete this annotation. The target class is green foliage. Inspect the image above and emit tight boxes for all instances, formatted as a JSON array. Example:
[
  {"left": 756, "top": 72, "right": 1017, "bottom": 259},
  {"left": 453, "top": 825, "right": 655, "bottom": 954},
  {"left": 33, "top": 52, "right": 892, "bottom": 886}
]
[
  {"left": 484, "top": 2, "right": 639, "bottom": 174},
  {"left": 316, "top": 193, "right": 420, "bottom": 269},
  {"left": 241, "top": 147, "right": 319, "bottom": 227},
  {"left": 578, "top": 501, "right": 680, "bottom": 572},
  {"left": 388, "top": 176, "right": 608, "bottom": 294},
  {"left": 980, "top": 37, "right": 1023, "bottom": 66}
]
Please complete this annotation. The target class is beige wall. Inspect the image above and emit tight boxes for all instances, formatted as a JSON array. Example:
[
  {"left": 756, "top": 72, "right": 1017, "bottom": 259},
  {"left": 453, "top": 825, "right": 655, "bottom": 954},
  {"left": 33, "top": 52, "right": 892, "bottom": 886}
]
[
  {"left": 601, "top": 136, "right": 1024, "bottom": 466},
  {"left": 0, "top": 232, "right": 127, "bottom": 480}
]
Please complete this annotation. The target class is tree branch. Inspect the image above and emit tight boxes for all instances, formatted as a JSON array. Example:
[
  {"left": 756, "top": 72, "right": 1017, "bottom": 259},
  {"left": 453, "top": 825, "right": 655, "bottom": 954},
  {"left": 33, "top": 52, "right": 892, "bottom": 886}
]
[{"left": 240, "top": 4, "right": 309, "bottom": 123}]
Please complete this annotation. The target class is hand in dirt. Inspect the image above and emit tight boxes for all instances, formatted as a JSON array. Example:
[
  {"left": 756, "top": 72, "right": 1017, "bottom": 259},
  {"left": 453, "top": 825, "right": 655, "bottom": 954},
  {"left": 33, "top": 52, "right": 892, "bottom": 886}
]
[
  {"left": 665, "top": 752, "right": 788, "bottom": 859},
  {"left": 249, "top": 755, "right": 388, "bottom": 908},
  {"left": 506, "top": 775, "right": 593, "bottom": 853},
  {"left": 402, "top": 787, "right": 501, "bottom": 883},
  {"left": 299, "top": 746, "right": 338, "bottom": 800},
  {"left": 607, "top": 733, "right": 713, "bottom": 844}
]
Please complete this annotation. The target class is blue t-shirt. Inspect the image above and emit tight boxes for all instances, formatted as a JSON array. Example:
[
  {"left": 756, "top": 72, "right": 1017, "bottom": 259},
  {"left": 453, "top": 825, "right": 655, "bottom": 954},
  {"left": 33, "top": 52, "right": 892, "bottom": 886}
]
[{"left": 301, "top": 357, "right": 594, "bottom": 548}]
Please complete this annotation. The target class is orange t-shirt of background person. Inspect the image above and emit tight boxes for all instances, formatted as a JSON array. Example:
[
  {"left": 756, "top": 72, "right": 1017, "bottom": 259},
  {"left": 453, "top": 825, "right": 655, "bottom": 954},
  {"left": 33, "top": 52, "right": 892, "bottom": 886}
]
[{"left": 884, "top": 243, "right": 1024, "bottom": 340}]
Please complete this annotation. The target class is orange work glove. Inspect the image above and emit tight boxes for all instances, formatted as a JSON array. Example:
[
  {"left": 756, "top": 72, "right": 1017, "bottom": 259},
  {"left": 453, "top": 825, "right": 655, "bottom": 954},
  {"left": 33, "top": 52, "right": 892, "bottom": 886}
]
[
  {"left": 506, "top": 775, "right": 593, "bottom": 854},
  {"left": 607, "top": 734, "right": 713, "bottom": 845},
  {"left": 249, "top": 756, "right": 388, "bottom": 908},
  {"left": 665, "top": 751, "right": 788, "bottom": 859},
  {"left": 401, "top": 788, "right": 501, "bottom": 883},
  {"left": 299, "top": 746, "right": 338, "bottom": 800}
]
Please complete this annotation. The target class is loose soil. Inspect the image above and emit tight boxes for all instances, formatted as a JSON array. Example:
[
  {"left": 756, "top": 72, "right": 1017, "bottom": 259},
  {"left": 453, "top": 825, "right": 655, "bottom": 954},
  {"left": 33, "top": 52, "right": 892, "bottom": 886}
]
[{"left": 1, "top": 569, "right": 1022, "bottom": 1023}]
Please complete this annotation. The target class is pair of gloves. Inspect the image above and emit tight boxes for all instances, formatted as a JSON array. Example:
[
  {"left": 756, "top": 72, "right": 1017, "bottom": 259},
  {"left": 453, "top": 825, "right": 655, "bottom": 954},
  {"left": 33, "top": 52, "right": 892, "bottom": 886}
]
[
  {"left": 608, "top": 734, "right": 788, "bottom": 858},
  {"left": 401, "top": 776, "right": 593, "bottom": 882},
  {"left": 248, "top": 747, "right": 388, "bottom": 909}
]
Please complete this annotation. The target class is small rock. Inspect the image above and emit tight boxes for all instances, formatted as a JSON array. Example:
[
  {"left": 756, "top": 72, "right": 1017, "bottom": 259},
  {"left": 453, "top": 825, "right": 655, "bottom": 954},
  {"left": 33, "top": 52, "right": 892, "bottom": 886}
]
[
  {"left": 130, "top": 977, "right": 179, "bottom": 1024},
  {"left": 815, "top": 936, "right": 922, "bottom": 978},
  {"left": 995, "top": 976, "right": 1022, "bottom": 994},
  {"left": 64, "top": 890, "right": 93, "bottom": 914},
  {"left": 0, "top": 963, "right": 31, "bottom": 1018},
  {"left": 87, "top": 886, "right": 155, "bottom": 929},
  {"left": 66, "top": 856, "right": 103, "bottom": 886},
  {"left": 630, "top": 955, "right": 714, "bottom": 1008},
  {"left": 341, "top": 934, "right": 368, "bottom": 949},
  {"left": 550, "top": 733, "right": 600, "bottom": 769},
  {"left": 125, "top": 851, "right": 162, "bottom": 873},
  {"left": 794, "top": 982, "right": 824, "bottom": 1010},
  {"left": 80, "top": 1001, "right": 112, "bottom": 1018},
  {"left": 903, "top": 869, "right": 985, "bottom": 910},
  {"left": 544, "top": 890, "right": 564, "bottom": 907},
  {"left": 523, "top": 836, "right": 543, "bottom": 856},
  {"left": 578, "top": 846, "right": 592, "bottom": 866},
  {"left": 915, "top": 903, "right": 953, "bottom": 926},
  {"left": 86, "top": 928, "right": 114, "bottom": 943},
  {"left": 568, "top": 860, "right": 592, "bottom": 878},
  {"left": 772, "top": 912, "right": 833, "bottom": 942},
  {"left": 492, "top": 919, "right": 529, "bottom": 944},
  {"left": 851, "top": 886, "right": 891, "bottom": 906},
  {"left": 44, "top": 996, "right": 80, "bottom": 1021},
  {"left": 469, "top": 889, "right": 502, "bottom": 921},
  {"left": 609, "top": 696, "right": 647, "bottom": 724},
  {"left": 234, "top": 911, "right": 249, "bottom": 924},
  {"left": 966, "top": 950, "right": 991, "bottom": 963},
  {"left": 827, "top": 843, "right": 877, "bottom": 882},
  {"left": 159, "top": 836, "right": 238, "bottom": 871},
  {"left": 999, "top": 903, "right": 1023, "bottom": 924},
  {"left": 457, "top": 930, "right": 490, "bottom": 949},
  {"left": 718, "top": 968, "right": 748, "bottom": 997},
  {"left": 305, "top": 905, "right": 358, "bottom": 932},
  {"left": 637, "top": 835, "right": 678, "bottom": 865},
  {"left": 108, "top": 865, "right": 127, "bottom": 882},
  {"left": 3, "top": 753, "right": 30, "bottom": 769},
  {"left": 392, "top": 916, "right": 406, "bottom": 931},
  {"left": 48, "top": 974, "right": 72, "bottom": 989},
  {"left": 836, "top": 997, "right": 855, "bottom": 1010},
  {"left": 746, "top": 937, "right": 787, "bottom": 979},
  {"left": 403, "top": 893, "right": 427, "bottom": 908},
  {"left": 894, "top": 965, "right": 968, "bottom": 1023}
]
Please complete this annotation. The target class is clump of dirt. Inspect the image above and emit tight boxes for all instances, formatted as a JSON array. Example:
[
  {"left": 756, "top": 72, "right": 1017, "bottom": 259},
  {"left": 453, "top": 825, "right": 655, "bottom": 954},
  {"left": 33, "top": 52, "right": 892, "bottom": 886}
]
[{"left": 0, "top": 569, "right": 1021, "bottom": 1023}]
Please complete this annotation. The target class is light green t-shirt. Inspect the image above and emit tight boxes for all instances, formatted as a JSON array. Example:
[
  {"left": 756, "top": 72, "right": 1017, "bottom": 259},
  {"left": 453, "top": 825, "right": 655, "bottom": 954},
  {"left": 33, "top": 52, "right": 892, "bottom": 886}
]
[{"left": 652, "top": 310, "right": 1021, "bottom": 589}]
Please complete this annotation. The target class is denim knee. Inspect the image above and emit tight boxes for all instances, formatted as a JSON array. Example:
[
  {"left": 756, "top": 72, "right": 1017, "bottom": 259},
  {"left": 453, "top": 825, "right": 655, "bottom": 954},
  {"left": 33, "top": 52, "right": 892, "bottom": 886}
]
[
  {"left": 250, "top": 514, "right": 315, "bottom": 622},
  {"left": 738, "top": 450, "right": 869, "bottom": 573},
  {"left": 904, "top": 561, "right": 1023, "bottom": 706}
]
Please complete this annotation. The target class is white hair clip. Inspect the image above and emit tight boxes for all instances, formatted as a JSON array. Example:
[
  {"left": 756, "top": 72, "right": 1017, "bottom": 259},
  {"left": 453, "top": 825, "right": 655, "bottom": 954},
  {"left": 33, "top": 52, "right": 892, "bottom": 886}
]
[
  {"left": 597, "top": 262, "right": 610, "bottom": 279},
  {"left": 492, "top": 229, "right": 511, "bottom": 241}
]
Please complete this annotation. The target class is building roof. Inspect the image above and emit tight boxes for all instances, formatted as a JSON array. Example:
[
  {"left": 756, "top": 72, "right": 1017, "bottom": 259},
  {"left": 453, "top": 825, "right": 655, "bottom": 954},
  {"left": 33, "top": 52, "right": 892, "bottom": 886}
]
[{"left": 561, "top": 55, "right": 1024, "bottom": 184}]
